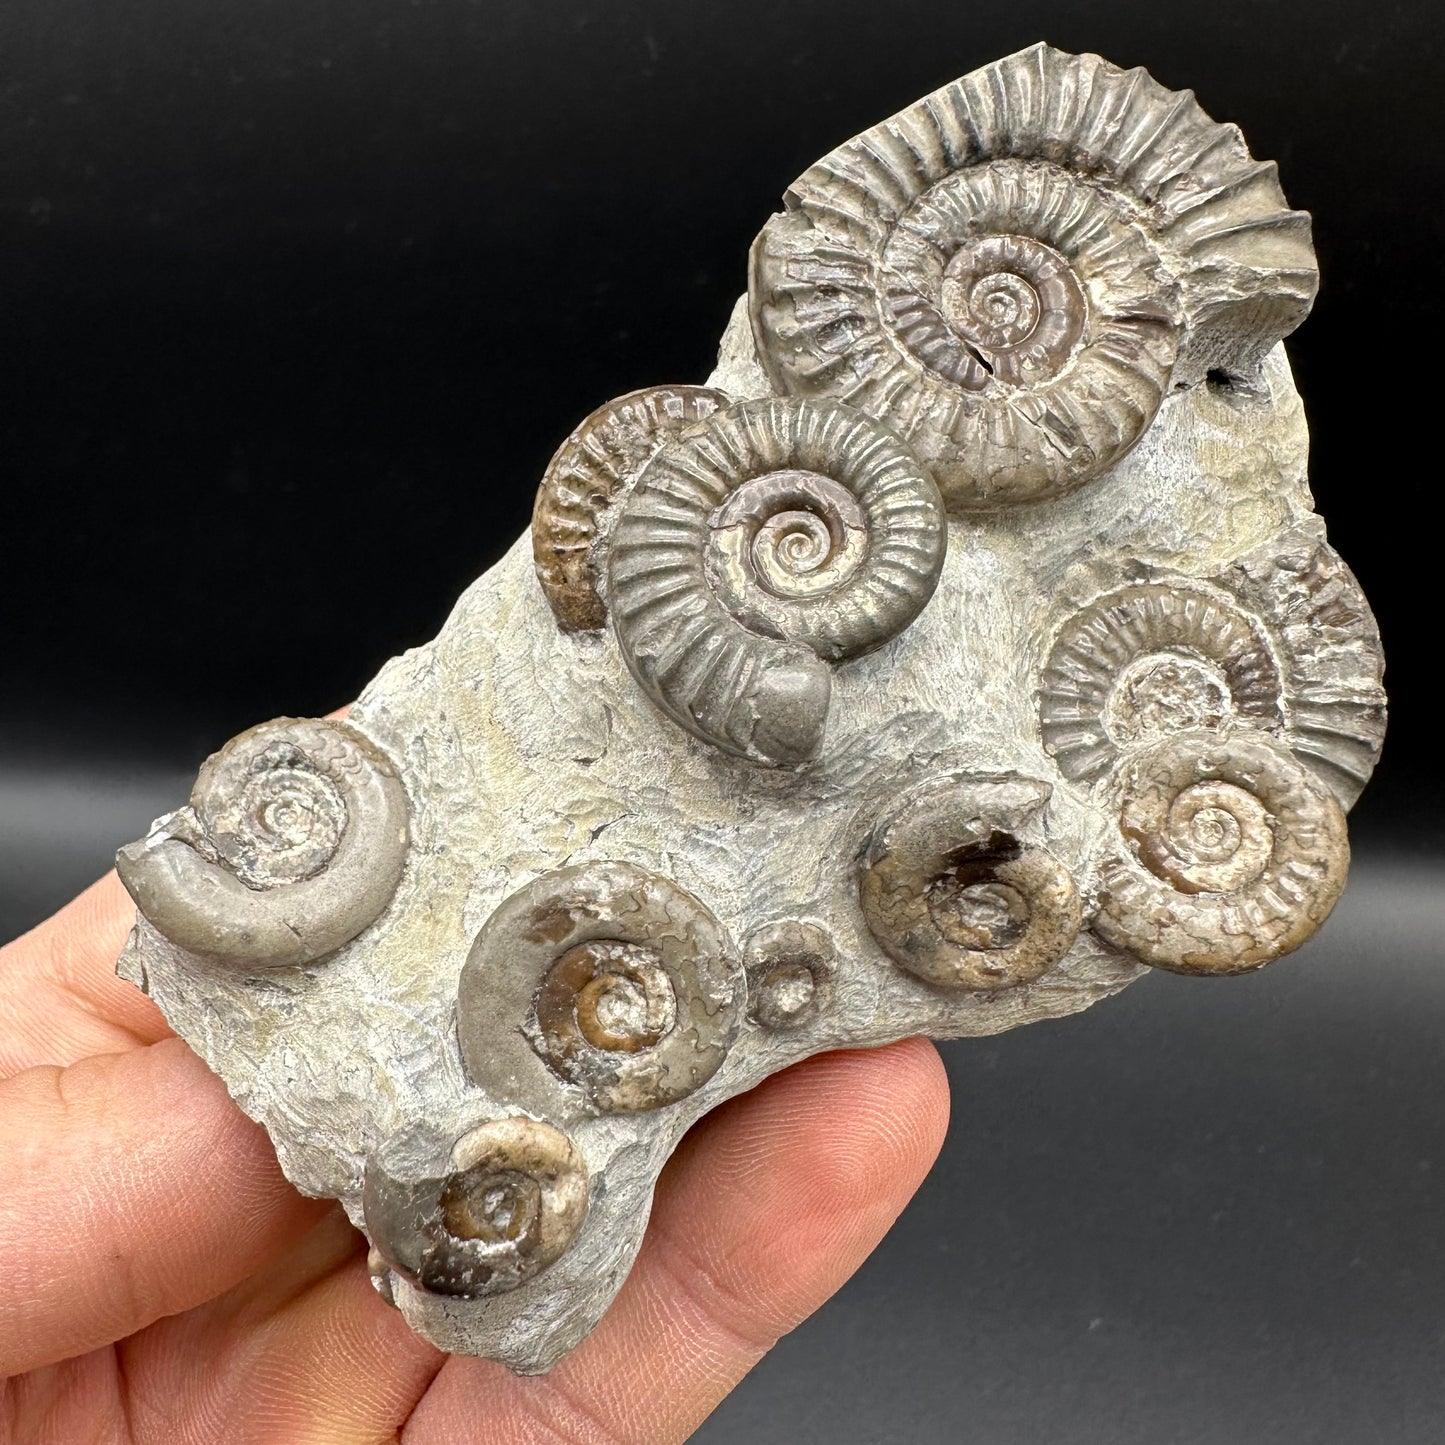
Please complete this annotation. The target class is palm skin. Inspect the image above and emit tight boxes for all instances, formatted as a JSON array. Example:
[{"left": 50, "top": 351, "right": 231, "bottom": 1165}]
[{"left": 0, "top": 871, "right": 949, "bottom": 1444}]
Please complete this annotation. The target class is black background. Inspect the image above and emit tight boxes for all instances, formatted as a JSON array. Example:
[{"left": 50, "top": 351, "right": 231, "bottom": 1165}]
[{"left": 3, "top": 3, "right": 1443, "bottom": 1441}]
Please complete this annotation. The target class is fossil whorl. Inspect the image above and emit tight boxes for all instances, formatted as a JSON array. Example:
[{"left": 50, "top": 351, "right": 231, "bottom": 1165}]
[
  {"left": 858, "top": 773, "right": 1082, "bottom": 991},
  {"left": 744, "top": 920, "right": 836, "bottom": 1030},
  {"left": 749, "top": 43, "right": 1317, "bottom": 508},
  {"left": 115, "top": 717, "right": 409, "bottom": 968},
  {"left": 1222, "top": 531, "right": 1388, "bottom": 808},
  {"left": 1040, "top": 584, "right": 1285, "bottom": 785},
  {"left": 457, "top": 861, "right": 744, "bottom": 1113},
  {"left": 532, "top": 385, "right": 728, "bottom": 630},
  {"left": 607, "top": 396, "right": 946, "bottom": 766},
  {"left": 362, "top": 1116, "right": 589, "bottom": 1298},
  {"left": 1092, "top": 732, "right": 1349, "bottom": 976}
]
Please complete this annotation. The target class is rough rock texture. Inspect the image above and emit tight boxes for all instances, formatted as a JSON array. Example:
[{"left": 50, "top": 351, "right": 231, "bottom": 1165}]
[{"left": 116, "top": 45, "right": 1385, "bottom": 1374}]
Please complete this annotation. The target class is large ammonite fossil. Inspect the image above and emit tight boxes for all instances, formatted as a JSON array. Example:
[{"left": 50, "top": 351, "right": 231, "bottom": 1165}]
[
  {"left": 750, "top": 43, "right": 1317, "bottom": 507},
  {"left": 114, "top": 47, "right": 1384, "bottom": 1375}
]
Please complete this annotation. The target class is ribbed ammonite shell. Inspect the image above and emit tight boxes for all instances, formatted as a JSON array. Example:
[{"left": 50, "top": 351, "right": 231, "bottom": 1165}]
[
  {"left": 607, "top": 395, "right": 947, "bottom": 766},
  {"left": 1091, "top": 732, "right": 1349, "bottom": 976},
  {"left": 1039, "top": 584, "right": 1285, "bottom": 785},
  {"left": 532, "top": 385, "right": 727, "bottom": 630},
  {"left": 115, "top": 717, "right": 409, "bottom": 969},
  {"left": 749, "top": 43, "right": 1317, "bottom": 508}
]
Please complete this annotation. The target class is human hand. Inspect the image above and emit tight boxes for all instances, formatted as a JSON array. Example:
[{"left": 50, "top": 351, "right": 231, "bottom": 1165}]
[{"left": 0, "top": 870, "right": 949, "bottom": 1443}]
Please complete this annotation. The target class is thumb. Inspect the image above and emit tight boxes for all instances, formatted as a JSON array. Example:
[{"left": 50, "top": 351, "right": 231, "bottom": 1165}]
[{"left": 0, "top": 1037, "right": 327, "bottom": 1375}]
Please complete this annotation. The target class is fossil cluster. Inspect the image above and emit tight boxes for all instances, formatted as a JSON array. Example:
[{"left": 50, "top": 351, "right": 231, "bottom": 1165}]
[{"left": 116, "top": 45, "right": 1385, "bottom": 1372}]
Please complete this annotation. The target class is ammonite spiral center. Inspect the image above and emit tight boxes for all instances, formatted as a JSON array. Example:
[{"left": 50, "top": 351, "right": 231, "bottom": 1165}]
[
  {"left": 216, "top": 759, "right": 348, "bottom": 886},
  {"left": 927, "top": 872, "right": 1031, "bottom": 951},
  {"left": 1137, "top": 780, "right": 1274, "bottom": 895},
  {"left": 1107, "top": 654, "right": 1234, "bottom": 746},
  {"left": 753, "top": 960, "right": 817, "bottom": 1028},
  {"left": 440, "top": 1168, "right": 543, "bottom": 1249},
  {"left": 708, "top": 469, "right": 869, "bottom": 607},
  {"left": 541, "top": 940, "right": 678, "bottom": 1055},
  {"left": 935, "top": 233, "right": 1087, "bottom": 386}
]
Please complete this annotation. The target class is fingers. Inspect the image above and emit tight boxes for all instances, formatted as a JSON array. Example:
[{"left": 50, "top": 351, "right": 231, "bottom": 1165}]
[
  {"left": 0, "top": 872, "right": 170, "bottom": 1078},
  {"left": 119, "top": 1208, "right": 446, "bottom": 1445},
  {"left": 404, "top": 1037, "right": 951, "bottom": 1444},
  {"left": 0, "top": 1037, "right": 328, "bottom": 1376}
]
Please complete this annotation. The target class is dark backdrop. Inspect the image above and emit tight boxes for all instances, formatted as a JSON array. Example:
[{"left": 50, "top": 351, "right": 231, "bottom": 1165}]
[{"left": 3, "top": 4, "right": 1443, "bottom": 1442}]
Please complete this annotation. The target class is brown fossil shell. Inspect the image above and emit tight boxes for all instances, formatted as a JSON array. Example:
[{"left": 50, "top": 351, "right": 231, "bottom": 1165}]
[
  {"left": 749, "top": 43, "right": 1317, "bottom": 508},
  {"left": 607, "top": 396, "right": 947, "bottom": 766},
  {"left": 456, "top": 861, "right": 744, "bottom": 1114},
  {"left": 115, "top": 717, "right": 409, "bottom": 968},
  {"left": 858, "top": 773, "right": 1082, "bottom": 991},
  {"left": 1039, "top": 584, "right": 1285, "bottom": 785},
  {"left": 532, "top": 385, "right": 727, "bottom": 630},
  {"left": 744, "top": 920, "right": 836, "bottom": 1030},
  {"left": 1092, "top": 732, "right": 1349, "bottom": 976},
  {"left": 362, "top": 1116, "right": 589, "bottom": 1299}
]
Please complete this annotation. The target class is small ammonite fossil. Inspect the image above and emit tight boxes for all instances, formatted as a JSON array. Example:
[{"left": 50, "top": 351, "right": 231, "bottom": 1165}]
[
  {"left": 858, "top": 773, "right": 1082, "bottom": 991},
  {"left": 607, "top": 395, "right": 947, "bottom": 766},
  {"left": 749, "top": 43, "right": 1316, "bottom": 507},
  {"left": 115, "top": 716, "right": 409, "bottom": 969},
  {"left": 457, "top": 860, "right": 745, "bottom": 1114},
  {"left": 532, "top": 385, "right": 727, "bottom": 630},
  {"left": 744, "top": 921, "right": 836, "bottom": 1030},
  {"left": 1039, "top": 583, "right": 1286, "bottom": 785},
  {"left": 1092, "top": 731, "right": 1350, "bottom": 975},
  {"left": 362, "top": 1117, "right": 589, "bottom": 1299}
]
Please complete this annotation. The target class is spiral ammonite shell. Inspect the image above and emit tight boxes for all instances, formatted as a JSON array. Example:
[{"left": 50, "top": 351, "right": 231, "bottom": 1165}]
[
  {"left": 607, "top": 396, "right": 946, "bottom": 766},
  {"left": 362, "top": 1116, "right": 589, "bottom": 1299},
  {"left": 1092, "top": 732, "right": 1349, "bottom": 976},
  {"left": 531, "top": 385, "right": 728, "bottom": 631},
  {"left": 457, "top": 861, "right": 744, "bottom": 1114},
  {"left": 1040, "top": 584, "right": 1285, "bottom": 785},
  {"left": 744, "top": 920, "right": 836, "bottom": 1030},
  {"left": 858, "top": 773, "right": 1082, "bottom": 991},
  {"left": 749, "top": 43, "right": 1317, "bottom": 508},
  {"left": 115, "top": 717, "right": 409, "bottom": 968}
]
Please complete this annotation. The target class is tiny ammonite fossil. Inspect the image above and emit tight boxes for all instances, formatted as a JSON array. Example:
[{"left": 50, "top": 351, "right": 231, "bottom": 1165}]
[
  {"left": 607, "top": 394, "right": 947, "bottom": 765},
  {"left": 532, "top": 385, "right": 727, "bottom": 630},
  {"left": 744, "top": 921, "right": 836, "bottom": 1030},
  {"left": 115, "top": 716, "right": 409, "bottom": 968},
  {"left": 1091, "top": 731, "right": 1350, "bottom": 975},
  {"left": 362, "top": 1116, "right": 589, "bottom": 1299},
  {"left": 858, "top": 773, "right": 1082, "bottom": 991},
  {"left": 114, "top": 46, "right": 1384, "bottom": 1375},
  {"left": 749, "top": 42, "right": 1317, "bottom": 508},
  {"left": 457, "top": 860, "right": 745, "bottom": 1114},
  {"left": 1039, "top": 583, "right": 1286, "bottom": 786}
]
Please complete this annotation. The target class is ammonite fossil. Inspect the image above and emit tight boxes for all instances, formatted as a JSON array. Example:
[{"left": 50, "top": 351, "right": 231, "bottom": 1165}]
[
  {"left": 1092, "top": 732, "right": 1350, "bottom": 975},
  {"left": 750, "top": 43, "right": 1316, "bottom": 507},
  {"left": 532, "top": 385, "right": 727, "bottom": 631},
  {"left": 362, "top": 1117, "right": 589, "bottom": 1298},
  {"left": 115, "top": 717, "right": 408, "bottom": 969},
  {"left": 858, "top": 773, "right": 1082, "bottom": 991},
  {"left": 456, "top": 860, "right": 744, "bottom": 1115},
  {"left": 608, "top": 394, "right": 946, "bottom": 765},
  {"left": 115, "top": 47, "right": 1384, "bottom": 1374}
]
